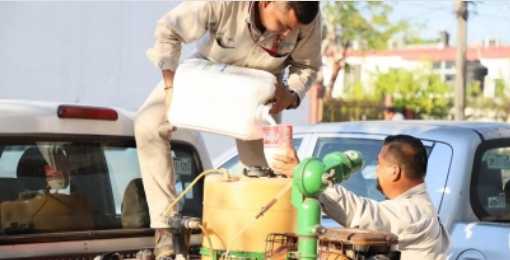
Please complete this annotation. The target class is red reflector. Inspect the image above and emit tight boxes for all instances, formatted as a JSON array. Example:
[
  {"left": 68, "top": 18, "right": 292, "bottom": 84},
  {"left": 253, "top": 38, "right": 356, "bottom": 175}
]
[{"left": 57, "top": 105, "right": 118, "bottom": 121}]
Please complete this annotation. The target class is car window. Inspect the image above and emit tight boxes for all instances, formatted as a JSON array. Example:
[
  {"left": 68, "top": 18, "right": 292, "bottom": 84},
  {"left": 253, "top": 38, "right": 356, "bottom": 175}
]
[
  {"left": 220, "top": 138, "right": 303, "bottom": 173},
  {"left": 314, "top": 138, "right": 386, "bottom": 201},
  {"left": 314, "top": 137, "right": 433, "bottom": 202},
  {"left": 0, "top": 138, "right": 201, "bottom": 235},
  {"left": 471, "top": 145, "right": 510, "bottom": 222}
]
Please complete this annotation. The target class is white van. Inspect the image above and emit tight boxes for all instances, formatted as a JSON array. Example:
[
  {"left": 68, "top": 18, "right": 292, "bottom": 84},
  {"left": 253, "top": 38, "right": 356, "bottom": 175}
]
[{"left": 0, "top": 100, "right": 212, "bottom": 259}]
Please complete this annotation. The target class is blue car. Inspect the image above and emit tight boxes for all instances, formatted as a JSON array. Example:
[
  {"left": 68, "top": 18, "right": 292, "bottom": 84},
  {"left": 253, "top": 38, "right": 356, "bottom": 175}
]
[{"left": 214, "top": 121, "right": 510, "bottom": 260}]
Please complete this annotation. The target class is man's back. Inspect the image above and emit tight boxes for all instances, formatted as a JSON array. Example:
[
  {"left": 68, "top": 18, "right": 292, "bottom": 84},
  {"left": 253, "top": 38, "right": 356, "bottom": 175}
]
[{"left": 147, "top": 1, "right": 320, "bottom": 78}]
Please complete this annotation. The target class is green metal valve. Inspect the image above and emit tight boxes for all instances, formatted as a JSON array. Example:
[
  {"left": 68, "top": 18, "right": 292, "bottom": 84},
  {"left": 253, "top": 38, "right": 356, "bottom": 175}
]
[
  {"left": 323, "top": 150, "right": 363, "bottom": 183},
  {"left": 291, "top": 150, "right": 363, "bottom": 260}
]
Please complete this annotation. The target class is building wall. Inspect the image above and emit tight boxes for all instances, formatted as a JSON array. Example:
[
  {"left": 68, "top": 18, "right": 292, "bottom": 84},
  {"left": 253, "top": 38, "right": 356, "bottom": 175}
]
[
  {"left": 332, "top": 52, "right": 510, "bottom": 99},
  {"left": 333, "top": 55, "right": 421, "bottom": 98},
  {"left": 480, "top": 58, "right": 510, "bottom": 97}
]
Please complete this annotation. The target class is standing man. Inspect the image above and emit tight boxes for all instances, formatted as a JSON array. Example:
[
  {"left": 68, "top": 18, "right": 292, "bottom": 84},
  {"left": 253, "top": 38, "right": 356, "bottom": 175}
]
[
  {"left": 135, "top": 2, "right": 320, "bottom": 258},
  {"left": 272, "top": 135, "right": 450, "bottom": 259}
]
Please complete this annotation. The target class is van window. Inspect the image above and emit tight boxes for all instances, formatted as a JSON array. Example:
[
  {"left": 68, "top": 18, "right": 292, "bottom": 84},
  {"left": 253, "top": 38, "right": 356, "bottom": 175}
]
[
  {"left": 0, "top": 137, "right": 202, "bottom": 235},
  {"left": 472, "top": 145, "right": 510, "bottom": 222}
]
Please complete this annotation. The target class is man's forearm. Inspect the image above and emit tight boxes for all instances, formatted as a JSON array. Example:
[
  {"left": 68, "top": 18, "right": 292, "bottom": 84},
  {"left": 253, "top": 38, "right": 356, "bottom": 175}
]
[
  {"left": 287, "top": 66, "right": 318, "bottom": 104},
  {"left": 319, "top": 185, "right": 375, "bottom": 228},
  {"left": 162, "top": 70, "right": 175, "bottom": 110},
  {"left": 320, "top": 185, "right": 395, "bottom": 232},
  {"left": 162, "top": 70, "right": 175, "bottom": 89}
]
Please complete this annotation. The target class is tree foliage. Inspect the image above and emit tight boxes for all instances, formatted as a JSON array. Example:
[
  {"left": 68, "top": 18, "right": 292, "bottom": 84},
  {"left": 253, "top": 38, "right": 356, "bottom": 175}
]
[
  {"left": 372, "top": 69, "right": 452, "bottom": 118},
  {"left": 322, "top": 1, "right": 409, "bottom": 99},
  {"left": 338, "top": 68, "right": 452, "bottom": 119},
  {"left": 466, "top": 79, "right": 510, "bottom": 121},
  {"left": 323, "top": 1, "right": 408, "bottom": 51}
]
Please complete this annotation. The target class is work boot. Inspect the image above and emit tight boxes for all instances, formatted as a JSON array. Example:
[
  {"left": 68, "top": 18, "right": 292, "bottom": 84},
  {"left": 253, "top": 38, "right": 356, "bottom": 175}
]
[{"left": 154, "top": 228, "right": 173, "bottom": 260}]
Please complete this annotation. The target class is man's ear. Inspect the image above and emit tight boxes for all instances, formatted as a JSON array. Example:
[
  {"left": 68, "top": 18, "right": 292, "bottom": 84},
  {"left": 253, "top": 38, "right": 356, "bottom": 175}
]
[{"left": 391, "top": 165, "right": 402, "bottom": 182}]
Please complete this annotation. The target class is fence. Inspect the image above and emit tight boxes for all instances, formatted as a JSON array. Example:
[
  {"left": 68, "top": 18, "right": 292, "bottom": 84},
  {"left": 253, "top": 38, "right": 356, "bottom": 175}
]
[{"left": 322, "top": 99, "right": 385, "bottom": 122}]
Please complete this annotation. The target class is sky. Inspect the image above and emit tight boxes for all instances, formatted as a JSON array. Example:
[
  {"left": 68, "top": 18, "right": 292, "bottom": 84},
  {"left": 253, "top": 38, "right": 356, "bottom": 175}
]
[{"left": 388, "top": 0, "right": 510, "bottom": 45}]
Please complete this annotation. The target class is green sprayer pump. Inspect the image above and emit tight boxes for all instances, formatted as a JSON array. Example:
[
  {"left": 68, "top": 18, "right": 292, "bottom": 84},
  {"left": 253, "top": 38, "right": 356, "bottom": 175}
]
[{"left": 291, "top": 150, "right": 363, "bottom": 259}]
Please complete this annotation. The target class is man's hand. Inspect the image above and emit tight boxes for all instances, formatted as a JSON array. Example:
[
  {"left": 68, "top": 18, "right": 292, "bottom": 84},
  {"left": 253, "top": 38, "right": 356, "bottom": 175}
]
[
  {"left": 269, "top": 82, "right": 299, "bottom": 115},
  {"left": 270, "top": 146, "right": 300, "bottom": 178}
]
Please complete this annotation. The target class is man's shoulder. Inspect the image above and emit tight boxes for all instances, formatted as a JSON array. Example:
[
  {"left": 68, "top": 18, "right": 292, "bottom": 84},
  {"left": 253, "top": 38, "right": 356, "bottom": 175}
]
[
  {"left": 213, "top": 1, "right": 250, "bottom": 14},
  {"left": 383, "top": 192, "right": 436, "bottom": 219}
]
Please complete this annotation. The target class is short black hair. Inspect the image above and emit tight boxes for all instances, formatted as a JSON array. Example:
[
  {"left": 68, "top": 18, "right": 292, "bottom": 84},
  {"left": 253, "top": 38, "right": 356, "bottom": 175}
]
[
  {"left": 382, "top": 134, "right": 428, "bottom": 180},
  {"left": 287, "top": 1, "right": 319, "bottom": 25}
]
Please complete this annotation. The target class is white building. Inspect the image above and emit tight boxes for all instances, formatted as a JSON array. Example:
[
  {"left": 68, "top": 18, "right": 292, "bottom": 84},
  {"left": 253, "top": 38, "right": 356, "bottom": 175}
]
[{"left": 331, "top": 46, "right": 510, "bottom": 98}]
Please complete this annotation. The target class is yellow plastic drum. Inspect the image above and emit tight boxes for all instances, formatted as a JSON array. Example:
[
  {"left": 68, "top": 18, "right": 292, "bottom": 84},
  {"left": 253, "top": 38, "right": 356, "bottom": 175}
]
[{"left": 201, "top": 174, "right": 296, "bottom": 256}]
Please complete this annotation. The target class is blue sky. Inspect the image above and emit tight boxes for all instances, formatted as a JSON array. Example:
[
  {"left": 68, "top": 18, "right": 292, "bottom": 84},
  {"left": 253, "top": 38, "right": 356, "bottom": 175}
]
[{"left": 388, "top": 0, "right": 510, "bottom": 45}]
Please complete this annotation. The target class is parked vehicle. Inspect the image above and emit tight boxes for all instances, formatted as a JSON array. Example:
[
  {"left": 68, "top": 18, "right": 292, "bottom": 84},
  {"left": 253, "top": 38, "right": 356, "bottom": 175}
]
[
  {"left": 214, "top": 121, "right": 510, "bottom": 260},
  {"left": 0, "top": 100, "right": 212, "bottom": 259}
]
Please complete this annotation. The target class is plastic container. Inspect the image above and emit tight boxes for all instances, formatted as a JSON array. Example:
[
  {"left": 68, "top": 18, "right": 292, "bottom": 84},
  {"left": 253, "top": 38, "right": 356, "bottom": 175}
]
[
  {"left": 262, "top": 124, "right": 293, "bottom": 172},
  {"left": 168, "top": 59, "right": 277, "bottom": 140},
  {"left": 201, "top": 174, "right": 295, "bottom": 258}
]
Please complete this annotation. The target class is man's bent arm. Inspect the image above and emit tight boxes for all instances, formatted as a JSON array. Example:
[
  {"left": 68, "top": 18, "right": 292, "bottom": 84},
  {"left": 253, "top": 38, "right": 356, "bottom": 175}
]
[
  {"left": 146, "top": 2, "right": 221, "bottom": 72},
  {"left": 286, "top": 13, "right": 322, "bottom": 104},
  {"left": 319, "top": 185, "right": 398, "bottom": 232}
]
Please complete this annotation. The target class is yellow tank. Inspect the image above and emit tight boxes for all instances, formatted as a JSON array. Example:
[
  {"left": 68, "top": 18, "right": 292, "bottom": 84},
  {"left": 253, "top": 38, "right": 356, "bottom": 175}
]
[{"left": 201, "top": 174, "right": 295, "bottom": 257}]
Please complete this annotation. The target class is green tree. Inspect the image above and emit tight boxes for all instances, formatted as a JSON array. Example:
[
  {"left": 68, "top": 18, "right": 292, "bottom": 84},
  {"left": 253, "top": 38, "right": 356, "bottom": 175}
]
[
  {"left": 372, "top": 69, "right": 452, "bottom": 118},
  {"left": 325, "top": 68, "right": 453, "bottom": 121},
  {"left": 466, "top": 79, "right": 510, "bottom": 121},
  {"left": 322, "top": 1, "right": 409, "bottom": 98},
  {"left": 467, "top": 81, "right": 482, "bottom": 97},
  {"left": 323, "top": 2, "right": 407, "bottom": 51},
  {"left": 495, "top": 79, "right": 507, "bottom": 97}
]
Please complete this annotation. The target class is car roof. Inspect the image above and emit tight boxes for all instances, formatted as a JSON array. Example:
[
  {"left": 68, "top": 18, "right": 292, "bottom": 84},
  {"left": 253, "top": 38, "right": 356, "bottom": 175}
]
[
  {"left": 294, "top": 120, "right": 510, "bottom": 142},
  {"left": 0, "top": 99, "right": 135, "bottom": 136},
  {"left": 214, "top": 120, "right": 510, "bottom": 167},
  {"left": 0, "top": 99, "right": 204, "bottom": 143}
]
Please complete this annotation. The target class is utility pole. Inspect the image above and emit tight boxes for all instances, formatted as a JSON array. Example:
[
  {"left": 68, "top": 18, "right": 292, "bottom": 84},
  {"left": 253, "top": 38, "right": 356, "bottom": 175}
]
[{"left": 454, "top": 0, "right": 468, "bottom": 120}]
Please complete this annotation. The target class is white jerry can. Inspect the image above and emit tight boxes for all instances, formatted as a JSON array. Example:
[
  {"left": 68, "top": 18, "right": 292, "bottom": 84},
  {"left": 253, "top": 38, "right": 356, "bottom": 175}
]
[{"left": 168, "top": 58, "right": 277, "bottom": 140}]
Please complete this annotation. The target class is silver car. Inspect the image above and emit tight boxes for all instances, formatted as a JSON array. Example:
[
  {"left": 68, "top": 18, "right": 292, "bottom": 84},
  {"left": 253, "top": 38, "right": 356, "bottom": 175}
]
[{"left": 214, "top": 121, "right": 510, "bottom": 260}]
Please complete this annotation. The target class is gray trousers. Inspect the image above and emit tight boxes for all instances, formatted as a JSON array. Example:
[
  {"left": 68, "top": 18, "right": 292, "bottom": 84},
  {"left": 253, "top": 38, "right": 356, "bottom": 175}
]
[{"left": 134, "top": 82, "right": 270, "bottom": 228}]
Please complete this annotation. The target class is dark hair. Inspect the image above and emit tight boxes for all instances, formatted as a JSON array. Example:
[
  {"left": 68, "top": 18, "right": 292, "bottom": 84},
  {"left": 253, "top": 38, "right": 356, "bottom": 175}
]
[
  {"left": 287, "top": 1, "right": 319, "bottom": 25},
  {"left": 382, "top": 134, "right": 428, "bottom": 180}
]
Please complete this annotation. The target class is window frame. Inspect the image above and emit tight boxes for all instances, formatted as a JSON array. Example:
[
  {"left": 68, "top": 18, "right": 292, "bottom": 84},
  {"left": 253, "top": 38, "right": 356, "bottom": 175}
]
[
  {"left": 0, "top": 134, "right": 205, "bottom": 244},
  {"left": 312, "top": 136, "right": 387, "bottom": 201},
  {"left": 470, "top": 138, "right": 510, "bottom": 222},
  {"left": 307, "top": 133, "right": 442, "bottom": 204}
]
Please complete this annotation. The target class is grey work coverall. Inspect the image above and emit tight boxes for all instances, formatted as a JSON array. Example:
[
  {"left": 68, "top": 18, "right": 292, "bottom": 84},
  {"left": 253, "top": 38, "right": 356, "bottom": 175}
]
[
  {"left": 320, "top": 183, "right": 451, "bottom": 260},
  {"left": 136, "top": 1, "right": 321, "bottom": 227}
]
